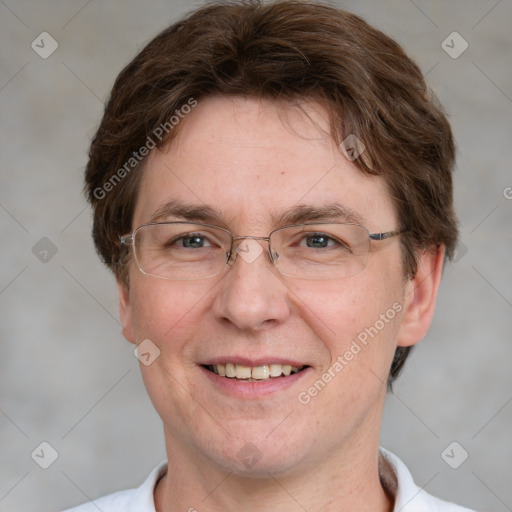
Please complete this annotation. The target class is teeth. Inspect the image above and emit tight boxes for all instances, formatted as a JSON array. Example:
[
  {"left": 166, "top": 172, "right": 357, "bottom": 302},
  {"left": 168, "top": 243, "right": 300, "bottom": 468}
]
[
  {"left": 225, "top": 363, "right": 236, "bottom": 378},
  {"left": 236, "top": 365, "right": 252, "bottom": 379},
  {"left": 210, "top": 363, "right": 304, "bottom": 380},
  {"left": 269, "top": 364, "right": 283, "bottom": 377},
  {"left": 251, "top": 365, "right": 270, "bottom": 379}
]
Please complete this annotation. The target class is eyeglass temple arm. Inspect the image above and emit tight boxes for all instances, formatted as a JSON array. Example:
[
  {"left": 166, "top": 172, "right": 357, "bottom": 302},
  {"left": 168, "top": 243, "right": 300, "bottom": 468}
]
[
  {"left": 120, "top": 235, "right": 134, "bottom": 245},
  {"left": 369, "top": 229, "right": 407, "bottom": 241}
]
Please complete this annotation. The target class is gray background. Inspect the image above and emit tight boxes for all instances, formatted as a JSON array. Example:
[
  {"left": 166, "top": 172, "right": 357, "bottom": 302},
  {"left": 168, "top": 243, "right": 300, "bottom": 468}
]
[{"left": 1, "top": 1, "right": 511, "bottom": 511}]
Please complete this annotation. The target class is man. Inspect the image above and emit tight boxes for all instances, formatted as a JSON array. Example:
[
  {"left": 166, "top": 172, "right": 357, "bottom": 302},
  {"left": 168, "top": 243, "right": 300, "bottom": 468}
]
[{"left": 66, "top": 1, "right": 474, "bottom": 510}]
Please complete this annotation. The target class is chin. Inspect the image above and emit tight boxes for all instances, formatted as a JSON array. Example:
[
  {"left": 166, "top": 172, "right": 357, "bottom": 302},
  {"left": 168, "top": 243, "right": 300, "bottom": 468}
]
[
  {"left": 205, "top": 425, "right": 315, "bottom": 478},
  {"left": 217, "top": 448, "right": 307, "bottom": 478}
]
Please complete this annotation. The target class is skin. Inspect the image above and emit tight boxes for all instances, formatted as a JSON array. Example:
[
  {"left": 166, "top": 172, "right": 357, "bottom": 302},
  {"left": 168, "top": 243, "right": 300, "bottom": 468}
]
[{"left": 118, "top": 96, "right": 444, "bottom": 512}]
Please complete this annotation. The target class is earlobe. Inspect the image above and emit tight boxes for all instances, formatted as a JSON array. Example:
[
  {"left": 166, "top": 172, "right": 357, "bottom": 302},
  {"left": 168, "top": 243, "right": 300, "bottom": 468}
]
[
  {"left": 396, "top": 245, "right": 445, "bottom": 348},
  {"left": 117, "top": 280, "right": 137, "bottom": 344}
]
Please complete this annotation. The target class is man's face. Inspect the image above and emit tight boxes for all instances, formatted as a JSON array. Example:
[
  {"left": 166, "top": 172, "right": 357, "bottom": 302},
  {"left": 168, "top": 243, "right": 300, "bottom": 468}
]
[{"left": 119, "top": 96, "right": 410, "bottom": 475}]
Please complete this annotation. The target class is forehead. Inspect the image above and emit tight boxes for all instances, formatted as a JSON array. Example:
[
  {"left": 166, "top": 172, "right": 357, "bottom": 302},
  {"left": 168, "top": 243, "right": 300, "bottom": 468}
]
[{"left": 133, "top": 96, "right": 396, "bottom": 231}]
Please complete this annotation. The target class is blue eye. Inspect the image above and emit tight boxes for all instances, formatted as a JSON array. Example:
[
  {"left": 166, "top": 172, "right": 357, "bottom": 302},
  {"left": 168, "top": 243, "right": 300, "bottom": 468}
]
[
  {"left": 165, "top": 232, "right": 216, "bottom": 249},
  {"left": 180, "top": 235, "right": 207, "bottom": 248},
  {"left": 297, "top": 232, "right": 352, "bottom": 253},
  {"left": 304, "top": 233, "right": 332, "bottom": 248}
]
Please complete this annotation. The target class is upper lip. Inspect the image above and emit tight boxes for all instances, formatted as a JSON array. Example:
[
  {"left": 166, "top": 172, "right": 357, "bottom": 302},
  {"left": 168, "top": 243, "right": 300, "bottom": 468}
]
[{"left": 201, "top": 356, "right": 308, "bottom": 367}]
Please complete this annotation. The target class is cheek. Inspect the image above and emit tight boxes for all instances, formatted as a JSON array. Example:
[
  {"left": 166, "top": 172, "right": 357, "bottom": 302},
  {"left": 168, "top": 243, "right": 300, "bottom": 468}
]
[
  {"left": 131, "top": 276, "right": 192, "bottom": 326},
  {"left": 291, "top": 275, "right": 404, "bottom": 372},
  {"left": 129, "top": 279, "right": 212, "bottom": 419},
  {"left": 128, "top": 277, "right": 212, "bottom": 353}
]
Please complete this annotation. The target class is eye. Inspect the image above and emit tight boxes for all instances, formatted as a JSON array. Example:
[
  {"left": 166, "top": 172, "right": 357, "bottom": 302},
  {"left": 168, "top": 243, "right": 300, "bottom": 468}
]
[
  {"left": 167, "top": 233, "right": 215, "bottom": 249},
  {"left": 301, "top": 233, "right": 343, "bottom": 249}
]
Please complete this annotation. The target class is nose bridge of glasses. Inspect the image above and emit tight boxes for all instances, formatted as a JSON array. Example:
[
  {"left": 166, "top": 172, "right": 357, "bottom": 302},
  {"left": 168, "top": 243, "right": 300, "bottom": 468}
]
[{"left": 229, "top": 235, "right": 273, "bottom": 266}]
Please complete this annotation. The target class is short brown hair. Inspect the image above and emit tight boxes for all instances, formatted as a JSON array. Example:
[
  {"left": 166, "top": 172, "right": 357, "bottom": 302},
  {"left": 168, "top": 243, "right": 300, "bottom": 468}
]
[{"left": 84, "top": 0, "right": 457, "bottom": 385}]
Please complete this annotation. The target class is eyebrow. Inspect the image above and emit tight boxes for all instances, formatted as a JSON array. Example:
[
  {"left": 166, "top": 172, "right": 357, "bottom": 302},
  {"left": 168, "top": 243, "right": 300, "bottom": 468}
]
[
  {"left": 149, "top": 200, "right": 364, "bottom": 227},
  {"left": 273, "top": 203, "right": 364, "bottom": 226},
  {"left": 149, "top": 200, "right": 225, "bottom": 224}
]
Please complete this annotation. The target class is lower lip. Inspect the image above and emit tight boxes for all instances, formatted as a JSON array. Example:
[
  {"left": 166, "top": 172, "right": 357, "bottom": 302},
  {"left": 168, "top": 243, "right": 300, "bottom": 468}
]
[{"left": 200, "top": 366, "right": 310, "bottom": 399}]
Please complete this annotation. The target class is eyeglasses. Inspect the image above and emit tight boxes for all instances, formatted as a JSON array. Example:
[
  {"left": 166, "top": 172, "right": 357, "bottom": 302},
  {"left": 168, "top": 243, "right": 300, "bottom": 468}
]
[{"left": 120, "top": 222, "right": 405, "bottom": 281}]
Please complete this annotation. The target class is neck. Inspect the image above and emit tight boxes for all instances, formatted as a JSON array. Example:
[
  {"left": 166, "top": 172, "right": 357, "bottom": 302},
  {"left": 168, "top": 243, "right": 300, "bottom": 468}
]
[{"left": 155, "top": 429, "right": 393, "bottom": 512}]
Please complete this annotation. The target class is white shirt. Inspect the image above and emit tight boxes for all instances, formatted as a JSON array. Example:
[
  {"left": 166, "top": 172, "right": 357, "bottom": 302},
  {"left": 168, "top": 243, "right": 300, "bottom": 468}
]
[{"left": 63, "top": 449, "right": 476, "bottom": 511}]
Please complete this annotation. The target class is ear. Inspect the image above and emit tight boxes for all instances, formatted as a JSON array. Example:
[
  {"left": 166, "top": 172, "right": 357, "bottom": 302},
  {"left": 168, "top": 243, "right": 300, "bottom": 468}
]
[
  {"left": 396, "top": 245, "right": 445, "bottom": 347},
  {"left": 117, "top": 280, "right": 137, "bottom": 344}
]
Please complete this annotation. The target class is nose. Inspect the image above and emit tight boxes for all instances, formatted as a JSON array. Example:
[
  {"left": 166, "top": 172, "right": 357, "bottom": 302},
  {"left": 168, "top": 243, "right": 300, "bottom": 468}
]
[{"left": 211, "top": 238, "right": 291, "bottom": 331}]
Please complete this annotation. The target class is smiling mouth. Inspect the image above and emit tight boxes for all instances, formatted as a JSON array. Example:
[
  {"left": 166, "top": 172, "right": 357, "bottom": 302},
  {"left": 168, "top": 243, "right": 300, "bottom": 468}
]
[{"left": 204, "top": 363, "right": 308, "bottom": 381}]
